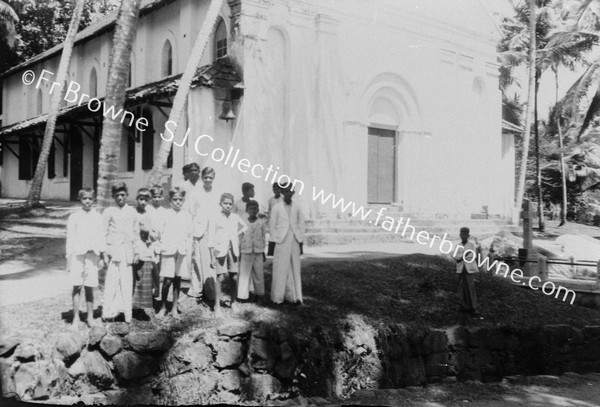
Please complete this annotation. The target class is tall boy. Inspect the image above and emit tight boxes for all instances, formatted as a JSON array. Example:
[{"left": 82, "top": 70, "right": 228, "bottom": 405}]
[
  {"left": 453, "top": 227, "right": 480, "bottom": 314},
  {"left": 103, "top": 182, "right": 138, "bottom": 323},
  {"left": 66, "top": 188, "right": 105, "bottom": 329},
  {"left": 158, "top": 187, "right": 193, "bottom": 319}
]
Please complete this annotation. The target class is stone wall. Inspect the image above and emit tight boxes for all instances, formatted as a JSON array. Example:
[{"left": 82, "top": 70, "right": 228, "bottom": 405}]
[{"left": 378, "top": 324, "right": 600, "bottom": 387}]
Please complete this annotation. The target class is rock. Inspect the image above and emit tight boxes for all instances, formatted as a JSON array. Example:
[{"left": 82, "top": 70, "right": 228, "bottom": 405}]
[
  {"left": 245, "top": 374, "right": 282, "bottom": 400},
  {"left": 125, "top": 330, "right": 172, "bottom": 353},
  {"left": 89, "top": 326, "right": 107, "bottom": 346},
  {"left": 280, "top": 341, "right": 294, "bottom": 360},
  {"left": 33, "top": 360, "right": 61, "bottom": 400},
  {"left": 446, "top": 326, "right": 468, "bottom": 350},
  {"left": 215, "top": 340, "right": 244, "bottom": 368},
  {"left": 218, "top": 370, "right": 242, "bottom": 392},
  {"left": 109, "top": 322, "right": 130, "bottom": 336},
  {"left": 0, "top": 358, "right": 16, "bottom": 397},
  {"left": 423, "top": 330, "right": 448, "bottom": 354},
  {"left": 250, "top": 337, "right": 277, "bottom": 371},
  {"left": 425, "top": 353, "right": 448, "bottom": 377},
  {"left": 176, "top": 341, "right": 213, "bottom": 370},
  {"left": 13, "top": 362, "right": 37, "bottom": 400},
  {"left": 14, "top": 343, "right": 39, "bottom": 362},
  {"left": 274, "top": 357, "right": 298, "bottom": 379},
  {"left": 80, "top": 350, "right": 113, "bottom": 389},
  {"left": 583, "top": 326, "right": 600, "bottom": 339},
  {"left": 218, "top": 321, "right": 251, "bottom": 338},
  {"left": 253, "top": 324, "right": 271, "bottom": 339},
  {"left": 0, "top": 337, "right": 20, "bottom": 358},
  {"left": 113, "top": 351, "right": 159, "bottom": 380},
  {"left": 100, "top": 335, "right": 122, "bottom": 357},
  {"left": 105, "top": 384, "right": 154, "bottom": 405},
  {"left": 55, "top": 333, "right": 84, "bottom": 362}
]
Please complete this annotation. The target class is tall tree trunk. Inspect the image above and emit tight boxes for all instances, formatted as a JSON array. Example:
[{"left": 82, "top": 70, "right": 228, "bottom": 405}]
[
  {"left": 96, "top": 0, "right": 142, "bottom": 210},
  {"left": 147, "top": 0, "right": 224, "bottom": 187},
  {"left": 25, "top": 0, "right": 86, "bottom": 208},
  {"left": 515, "top": 0, "right": 536, "bottom": 217},
  {"left": 557, "top": 122, "right": 568, "bottom": 226},
  {"left": 535, "top": 70, "right": 544, "bottom": 232}
]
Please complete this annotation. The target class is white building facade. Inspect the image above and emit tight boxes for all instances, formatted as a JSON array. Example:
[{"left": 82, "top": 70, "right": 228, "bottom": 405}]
[{"left": 0, "top": 0, "right": 514, "bottom": 219}]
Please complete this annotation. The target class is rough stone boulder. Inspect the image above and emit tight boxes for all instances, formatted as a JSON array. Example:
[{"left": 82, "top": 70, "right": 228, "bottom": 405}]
[
  {"left": 14, "top": 342, "right": 40, "bottom": 362},
  {"left": 89, "top": 326, "right": 107, "bottom": 347},
  {"left": 100, "top": 335, "right": 123, "bottom": 357},
  {"left": 218, "top": 321, "right": 251, "bottom": 338},
  {"left": 68, "top": 349, "right": 114, "bottom": 390},
  {"left": 109, "top": 322, "right": 130, "bottom": 336},
  {"left": 55, "top": 333, "right": 85, "bottom": 362},
  {"left": 13, "top": 360, "right": 62, "bottom": 400},
  {"left": 218, "top": 370, "right": 242, "bottom": 392},
  {"left": 244, "top": 373, "right": 282, "bottom": 401},
  {"left": 0, "top": 337, "right": 20, "bottom": 357},
  {"left": 113, "top": 351, "right": 159, "bottom": 381},
  {"left": 249, "top": 336, "right": 278, "bottom": 371},
  {"left": 479, "top": 234, "right": 519, "bottom": 262},
  {"left": 125, "top": 330, "right": 172, "bottom": 353},
  {"left": 214, "top": 340, "right": 244, "bottom": 368},
  {"left": 0, "top": 358, "right": 16, "bottom": 397}
]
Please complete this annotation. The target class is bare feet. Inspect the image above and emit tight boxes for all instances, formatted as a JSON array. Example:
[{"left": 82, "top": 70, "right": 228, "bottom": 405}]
[
  {"left": 214, "top": 307, "right": 223, "bottom": 319},
  {"left": 157, "top": 308, "right": 167, "bottom": 319},
  {"left": 87, "top": 318, "right": 101, "bottom": 328},
  {"left": 231, "top": 302, "right": 240, "bottom": 313},
  {"left": 70, "top": 318, "right": 81, "bottom": 331}
]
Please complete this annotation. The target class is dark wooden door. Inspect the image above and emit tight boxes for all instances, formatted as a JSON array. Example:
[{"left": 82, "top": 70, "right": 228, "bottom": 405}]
[
  {"left": 69, "top": 130, "right": 83, "bottom": 201},
  {"left": 367, "top": 127, "right": 396, "bottom": 204}
]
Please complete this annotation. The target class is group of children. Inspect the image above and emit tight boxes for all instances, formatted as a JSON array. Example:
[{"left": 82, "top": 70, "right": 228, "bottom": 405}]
[{"left": 66, "top": 164, "right": 305, "bottom": 328}]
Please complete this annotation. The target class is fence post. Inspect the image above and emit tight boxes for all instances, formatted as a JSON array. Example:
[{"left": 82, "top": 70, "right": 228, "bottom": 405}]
[
  {"left": 537, "top": 254, "right": 548, "bottom": 282},
  {"left": 522, "top": 199, "right": 533, "bottom": 276},
  {"left": 596, "top": 260, "right": 600, "bottom": 289},
  {"left": 570, "top": 256, "right": 576, "bottom": 278}
]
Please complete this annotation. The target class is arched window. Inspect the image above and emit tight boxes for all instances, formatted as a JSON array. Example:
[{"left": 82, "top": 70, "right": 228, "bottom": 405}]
[
  {"left": 214, "top": 19, "right": 227, "bottom": 60},
  {"left": 36, "top": 89, "right": 43, "bottom": 115},
  {"left": 89, "top": 67, "right": 98, "bottom": 97},
  {"left": 161, "top": 40, "right": 173, "bottom": 77}
]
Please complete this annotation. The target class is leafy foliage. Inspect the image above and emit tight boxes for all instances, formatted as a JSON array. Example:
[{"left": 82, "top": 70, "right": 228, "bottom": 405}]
[{"left": 0, "top": 0, "right": 117, "bottom": 73}]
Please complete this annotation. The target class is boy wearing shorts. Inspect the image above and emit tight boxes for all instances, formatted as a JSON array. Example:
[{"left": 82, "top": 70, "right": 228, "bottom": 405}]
[
  {"left": 66, "top": 188, "right": 105, "bottom": 330},
  {"left": 157, "top": 187, "right": 193, "bottom": 319}
]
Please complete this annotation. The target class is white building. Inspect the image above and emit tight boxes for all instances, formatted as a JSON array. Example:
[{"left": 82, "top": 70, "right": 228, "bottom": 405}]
[{"left": 0, "top": 0, "right": 514, "bottom": 219}]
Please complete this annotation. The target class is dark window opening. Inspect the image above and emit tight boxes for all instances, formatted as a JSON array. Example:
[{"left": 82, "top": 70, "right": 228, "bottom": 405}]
[
  {"left": 127, "top": 128, "right": 135, "bottom": 172},
  {"left": 141, "top": 110, "right": 154, "bottom": 170},
  {"left": 167, "top": 145, "right": 173, "bottom": 169},
  {"left": 48, "top": 140, "right": 56, "bottom": 179},
  {"left": 63, "top": 134, "right": 69, "bottom": 177},
  {"left": 18, "top": 137, "right": 39, "bottom": 180}
]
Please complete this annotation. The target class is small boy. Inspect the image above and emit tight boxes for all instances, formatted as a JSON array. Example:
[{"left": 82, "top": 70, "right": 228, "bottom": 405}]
[
  {"left": 238, "top": 200, "right": 266, "bottom": 302},
  {"left": 147, "top": 185, "right": 167, "bottom": 296},
  {"left": 208, "top": 193, "right": 247, "bottom": 316},
  {"left": 158, "top": 187, "right": 193, "bottom": 319},
  {"left": 66, "top": 188, "right": 105, "bottom": 330},
  {"left": 232, "top": 182, "right": 256, "bottom": 216},
  {"left": 103, "top": 182, "right": 139, "bottom": 323}
]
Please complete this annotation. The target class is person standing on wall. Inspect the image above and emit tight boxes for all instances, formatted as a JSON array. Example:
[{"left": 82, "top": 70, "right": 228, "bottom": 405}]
[
  {"left": 453, "top": 227, "right": 480, "bottom": 314},
  {"left": 269, "top": 182, "right": 305, "bottom": 305}
]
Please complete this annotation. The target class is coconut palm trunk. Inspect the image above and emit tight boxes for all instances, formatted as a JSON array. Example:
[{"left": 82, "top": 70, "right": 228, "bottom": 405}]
[
  {"left": 557, "top": 122, "right": 567, "bottom": 225},
  {"left": 515, "top": 0, "right": 536, "bottom": 216},
  {"left": 147, "top": 0, "right": 224, "bottom": 187},
  {"left": 96, "top": 0, "right": 142, "bottom": 210},
  {"left": 25, "top": 0, "right": 86, "bottom": 208}
]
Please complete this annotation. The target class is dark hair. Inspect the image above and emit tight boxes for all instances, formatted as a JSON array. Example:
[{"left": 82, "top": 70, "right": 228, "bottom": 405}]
[
  {"left": 242, "top": 182, "right": 254, "bottom": 194},
  {"left": 78, "top": 187, "right": 95, "bottom": 199},
  {"left": 150, "top": 184, "right": 164, "bottom": 197},
  {"left": 277, "top": 182, "right": 293, "bottom": 193},
  {"left": 246, "top": 199, "right": 259, "bottom": 209},
  {"left": 202, "top": 166, "right": 216, "bottom": 177},
  {"left": 182, "top": 163, "right": 192, "bottom": 173},
  {"left": 460, "top": 227, "right": 470, "bottom": 234},
  {"left": 169, "top": 187, "right": 186, "bottom": 199},
  {"left": 111, "top": 182, "right": 128, "bottom": 196},
  {"left": 188, "top": 162, "right": 200, "bottom": 171},
  {"left": 137, "top": 187, "right": 151, "bottom": 198},
  {"left": 220, "top": 192, "right": 234, "bottom": 203},
  {"left": 272, "top": 182, "right": 281, "bottom": 190}
]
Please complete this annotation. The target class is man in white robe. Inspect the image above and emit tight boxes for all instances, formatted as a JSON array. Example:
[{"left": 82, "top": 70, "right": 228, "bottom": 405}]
[{"left": 269, "top": 183, "right": 305, "bottom": 304}]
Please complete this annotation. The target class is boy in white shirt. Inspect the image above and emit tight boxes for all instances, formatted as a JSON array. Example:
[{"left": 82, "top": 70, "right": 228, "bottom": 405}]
[{"left": 66, "top": 188, "right": 105, "bottom": 330}]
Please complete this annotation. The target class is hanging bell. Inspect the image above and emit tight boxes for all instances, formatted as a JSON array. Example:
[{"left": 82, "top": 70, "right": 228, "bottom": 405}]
[{"left": 219, "top": 101, "right": 236, "bottom": 122}]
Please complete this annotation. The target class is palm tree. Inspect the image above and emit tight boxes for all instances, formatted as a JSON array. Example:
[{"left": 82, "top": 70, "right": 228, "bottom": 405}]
[
  {"left": 147, "top": 0, "right": 224, "bottom": 187},
  {"left": 515, "top": 0, "right": 537, "bottom": 217},
  {"left": 96, "top": 0, "right": 142, "bottom": 209},
  {"left": 0, "top": 0, "right": 18, "bottom": 48},
  {"left": 24, "top": 0, "right": 86, "bottom": 208}
]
